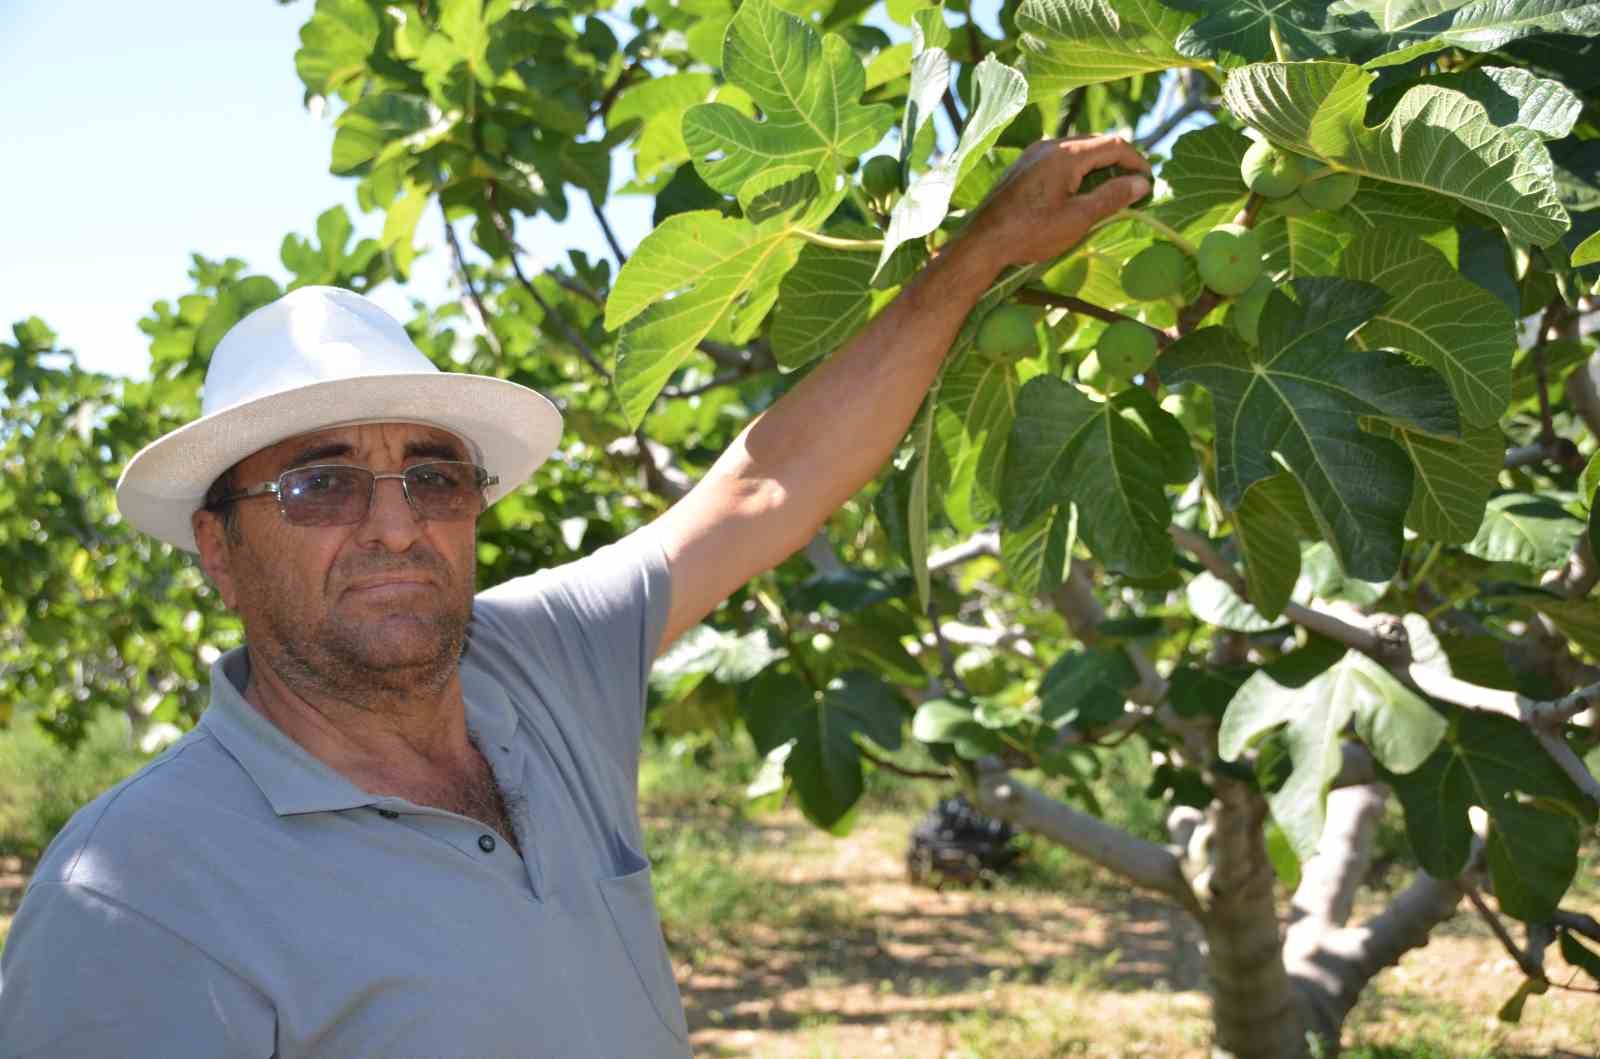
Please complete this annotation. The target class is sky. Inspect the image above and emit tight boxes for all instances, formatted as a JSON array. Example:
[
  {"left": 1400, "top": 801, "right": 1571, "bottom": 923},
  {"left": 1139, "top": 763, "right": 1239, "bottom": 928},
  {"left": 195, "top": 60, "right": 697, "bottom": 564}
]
[{"left": 0, "top": 1, "right": 646, "bottom": 379}]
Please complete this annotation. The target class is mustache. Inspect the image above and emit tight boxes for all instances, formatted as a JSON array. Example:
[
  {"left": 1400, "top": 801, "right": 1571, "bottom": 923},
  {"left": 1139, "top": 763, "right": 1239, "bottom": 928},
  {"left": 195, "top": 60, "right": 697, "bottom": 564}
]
[{"left": 333, "top": 550, "right": 452, "bottom": 586}]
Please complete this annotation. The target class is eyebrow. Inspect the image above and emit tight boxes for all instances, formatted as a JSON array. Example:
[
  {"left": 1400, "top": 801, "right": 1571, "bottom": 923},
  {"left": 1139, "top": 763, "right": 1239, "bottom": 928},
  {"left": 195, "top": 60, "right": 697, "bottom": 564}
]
[
  {"left": 405, "top": 439, "right": 468, "bottom": 462},
  {"left": 282, "top": 442, "right": 353, "bottom": 470},
  {"left": 279, "top": 437, "right": 467, "bottom": 472}
]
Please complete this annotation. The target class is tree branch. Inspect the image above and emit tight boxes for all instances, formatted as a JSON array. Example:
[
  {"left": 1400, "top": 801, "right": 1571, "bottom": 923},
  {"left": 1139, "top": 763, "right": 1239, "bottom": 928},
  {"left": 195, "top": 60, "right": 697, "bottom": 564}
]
[
  {"left": 589, "top": 195, "right": 629, "bottom": 266},
  {"left": 1134, "top": 97, "right": 1216, "bottom": 151},
  {"left": 486, "top": 199, "right": 614, "bottom": 383},
  {"left": 1286, "top": 866, "right": 1467, "bottom": 1045},
  {"left": 1050, "top": 563, "right": 1167, "bottom": 706},
  {"left": 927, "top": 529, "right": 1000, "bottom": 571},
  {"left": 972, "top": 760, "right": 1203, "bottom": 916},
  {"left": 1465, "top": 882, "right": 1547, "bottom": 980},
  {"left": 1288, "top": 783, "right": 1387, "bottom": 931},
  {"left": 1015, "top": 289, "right": 1170, "bottom": 343},
  {"left": 1168, "top": 525, "right": 1392, "bottom": 660},
  {"left": 941, "top": 86, "right": 964, "bottom": 134},
  {"left": 1534, "top": 299, "right": 1564, "bottom": 447},
  {"left": 545, "top": 269, "right": 603, "bottom": 307},
  {"left": 1505, "top": 436, "right": 1583, "bottom": 472},
  {"left": 442, "top": 205, "right": 505, "bottom": 359},
  {"left": 699, "top": 338, "right": 777, "bottom": 373}
]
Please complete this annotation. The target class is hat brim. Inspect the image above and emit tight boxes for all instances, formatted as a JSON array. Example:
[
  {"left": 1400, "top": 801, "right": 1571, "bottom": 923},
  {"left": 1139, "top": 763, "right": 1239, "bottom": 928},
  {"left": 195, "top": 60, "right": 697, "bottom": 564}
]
[{"left": 116, "top": 372, "right": 562, "bottom": 553}]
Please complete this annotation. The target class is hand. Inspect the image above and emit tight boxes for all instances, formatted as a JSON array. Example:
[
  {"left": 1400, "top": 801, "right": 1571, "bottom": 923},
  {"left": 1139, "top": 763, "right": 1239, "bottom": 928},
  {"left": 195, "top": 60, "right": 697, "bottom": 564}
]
[{"left": 959, "top": 134, "right": 1152, "bottom": 269}]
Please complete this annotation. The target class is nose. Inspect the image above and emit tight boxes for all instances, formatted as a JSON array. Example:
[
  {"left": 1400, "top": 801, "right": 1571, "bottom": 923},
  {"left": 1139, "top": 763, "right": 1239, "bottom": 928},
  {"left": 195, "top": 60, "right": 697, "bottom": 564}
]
[{"left": 356, "top": 475, "right": 425, "bottom": 552}]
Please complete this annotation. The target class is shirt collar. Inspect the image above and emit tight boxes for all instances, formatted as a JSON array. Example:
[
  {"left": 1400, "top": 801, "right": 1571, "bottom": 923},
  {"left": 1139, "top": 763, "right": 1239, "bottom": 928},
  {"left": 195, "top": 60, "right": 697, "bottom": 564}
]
[{"left": 200, "top": 646, "right": 521, "bottom": 817}]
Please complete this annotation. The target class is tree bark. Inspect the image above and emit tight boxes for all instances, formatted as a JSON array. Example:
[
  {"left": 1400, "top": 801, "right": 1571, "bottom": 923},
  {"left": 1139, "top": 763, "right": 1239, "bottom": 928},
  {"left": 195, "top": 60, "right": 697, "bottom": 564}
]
[
  {"left": 1282, "top": 784, "right": 1387, "bottom": 1050},
  {"left": 1204, "top": 779, "right": 1308, "bottom": 1059},
  {"left": 1282, "top": 869, "right": 1464, "bottom": 1049}
]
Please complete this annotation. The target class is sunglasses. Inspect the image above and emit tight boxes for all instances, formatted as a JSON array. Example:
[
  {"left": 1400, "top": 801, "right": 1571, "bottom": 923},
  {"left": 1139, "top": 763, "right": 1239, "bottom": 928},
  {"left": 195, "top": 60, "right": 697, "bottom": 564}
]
[{"left": 208, "top": 461, "right": 499, "bottom": 527}]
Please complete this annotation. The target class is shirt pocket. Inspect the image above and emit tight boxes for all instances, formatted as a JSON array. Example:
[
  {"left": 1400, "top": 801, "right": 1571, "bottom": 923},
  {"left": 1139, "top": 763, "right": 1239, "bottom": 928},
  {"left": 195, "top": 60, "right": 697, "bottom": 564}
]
[{"left": 596, "top": 841, "right": 690, "bottom": 1045}]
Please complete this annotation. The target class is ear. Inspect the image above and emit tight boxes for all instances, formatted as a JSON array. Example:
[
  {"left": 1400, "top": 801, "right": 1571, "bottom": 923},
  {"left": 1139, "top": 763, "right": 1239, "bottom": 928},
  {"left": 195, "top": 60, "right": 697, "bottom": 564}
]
[{"left": 192, "top": 508, "right": 241, "bottom": 610}]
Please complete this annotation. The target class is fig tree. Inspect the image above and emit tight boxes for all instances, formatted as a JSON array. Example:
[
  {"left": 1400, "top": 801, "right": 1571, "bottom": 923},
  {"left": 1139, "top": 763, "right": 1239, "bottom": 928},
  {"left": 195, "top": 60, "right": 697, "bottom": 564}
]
[
  {"left": 1197, "top": 223, "right": 1264, "bottom": 297},
  {"left": 1299, "top": 170, "right": 1361, "bottom": 211},
  {"left": 1240, "top": 140, "right": 1300, "bottom": 199},
  {"left": 1097, "top": 320, "right": 1158, "bottom": 378},
  {"left": 1122, "top": 242, "right": 1192, "bottom": 301},
  {"left": 861, "top": 154, "right": 900, "bottom": 199},
  {"left": 975, "top": 305, "right": 1037, "bottom": 358}
]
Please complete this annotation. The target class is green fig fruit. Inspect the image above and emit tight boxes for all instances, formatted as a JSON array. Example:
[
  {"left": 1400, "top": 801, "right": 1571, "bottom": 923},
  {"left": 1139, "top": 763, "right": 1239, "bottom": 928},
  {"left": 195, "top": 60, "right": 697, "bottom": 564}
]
[
  {"left": 1266, "top": 191, "right": 1318, "bottom": 219},
  {"left": 975, "top": 304, "right": 1037, "bottom": 358},
  {"left": 1122, "top": 242, "right": 1192, "bottom": 301},
  {"left": 1240, "top": 140, "right": 1300, "bottom": 199},
  {"left": 860, "top": 154, "right": 901, "bottom": 199},
  {"left": 1078, "top": 164, "right": 1154, "bottom": 209},
  {"left": 1077, "top": 350, "right": 1119, "bottom": 392},
  {"left": 1098, "top": 320, "right": 1159, "bottom": 378},
  {"left": 1299, "top": 170, "right": 1361, "bottom": 211},
  {"left": 1227, "top": 276, "right": 1274, "bottom": 346},
  {"left": 1197, "top": 223, "right": 1264, "bottom": 297}
]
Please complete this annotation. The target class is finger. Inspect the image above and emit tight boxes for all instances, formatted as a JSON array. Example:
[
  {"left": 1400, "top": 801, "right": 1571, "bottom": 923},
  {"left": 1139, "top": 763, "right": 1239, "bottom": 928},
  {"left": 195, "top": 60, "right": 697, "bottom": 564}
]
[
  {"left": 1061, "top": 135, "right": 1152, "bottom": 175},
  {"left": 1072, "top": 172, "right": 1152, "bottom": 219}
]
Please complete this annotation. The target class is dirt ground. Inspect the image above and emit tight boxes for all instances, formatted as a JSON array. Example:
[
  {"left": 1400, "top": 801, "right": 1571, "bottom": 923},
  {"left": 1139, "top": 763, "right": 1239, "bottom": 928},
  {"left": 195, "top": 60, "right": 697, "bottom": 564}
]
[{"left": 665, "top": 813, "right": 1600, "bottom": 1059}]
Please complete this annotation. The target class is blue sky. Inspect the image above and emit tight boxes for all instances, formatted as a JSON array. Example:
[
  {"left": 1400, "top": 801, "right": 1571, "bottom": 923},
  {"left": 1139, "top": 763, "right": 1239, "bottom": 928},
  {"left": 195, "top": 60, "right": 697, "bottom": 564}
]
[{"left": 0, "top": 1, "right": 644, "bottom": 378}]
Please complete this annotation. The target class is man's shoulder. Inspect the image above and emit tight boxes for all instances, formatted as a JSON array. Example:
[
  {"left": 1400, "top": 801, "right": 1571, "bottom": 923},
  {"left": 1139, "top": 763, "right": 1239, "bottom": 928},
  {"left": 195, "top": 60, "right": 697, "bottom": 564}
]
[{"left": 29, "top": 726, "right": 268, "bottom": 892}]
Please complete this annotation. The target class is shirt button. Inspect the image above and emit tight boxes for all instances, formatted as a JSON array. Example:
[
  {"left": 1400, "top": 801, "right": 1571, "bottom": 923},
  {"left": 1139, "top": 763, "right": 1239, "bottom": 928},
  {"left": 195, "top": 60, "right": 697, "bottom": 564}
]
[
  {"left": 378, "top": 809, "right": 399, "bottom": 819},
  {"left": 478, "top": 834, "right": 497, "bottom": 853}
]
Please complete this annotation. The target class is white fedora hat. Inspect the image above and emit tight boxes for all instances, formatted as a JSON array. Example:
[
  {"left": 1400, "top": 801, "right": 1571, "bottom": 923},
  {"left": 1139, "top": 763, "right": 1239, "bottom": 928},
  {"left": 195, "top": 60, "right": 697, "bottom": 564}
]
[{"left": 116, "top": 285, "right": 563, "bottom": 553}]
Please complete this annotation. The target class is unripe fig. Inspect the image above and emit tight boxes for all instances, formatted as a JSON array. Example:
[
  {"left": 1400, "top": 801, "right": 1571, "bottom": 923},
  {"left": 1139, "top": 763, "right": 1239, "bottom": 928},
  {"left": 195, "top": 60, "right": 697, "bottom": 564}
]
[
  {"left": 1267, "top": 191, "right": 1318, "bottom": 219},
  {"left": 1227, "top": 275, "right": 1274, "bottom": 347},
  {"left": 1122, "top": 242, "right": 1192, "bottom": 301},
  {"left": 1097, "top": 320, "right": 1159, "bottom": 378},
  {"left": 975, "top": 304, "right": 1037, "bottom": 358},
  {"left": 1240, "top": 140, "right": 1300, "bottom": 199},
  {"left": 1078, "top": 164, "right": 1153, "bottom": 209},
  {"left": 1077, "top": 350, "right": 1117, "bottom": 392},
  {"left": 1299, "top": 170, "right": 1361, "bottom": 211},
  {"left": 1197, "top": 223, "right": 1264, "bottom": 297},
  {"left": 860, "top": 154, "right": 900, "bottom": 199}
]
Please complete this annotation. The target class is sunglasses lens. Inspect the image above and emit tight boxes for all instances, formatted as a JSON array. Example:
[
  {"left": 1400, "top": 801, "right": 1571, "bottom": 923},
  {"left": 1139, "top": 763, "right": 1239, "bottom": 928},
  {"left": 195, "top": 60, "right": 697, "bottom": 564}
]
[
  {"left": 276, "top": 463, "right": 487, "bottom": 526},
  {"left": 406, "top": 462, "right": 483, "bottom": 521},
  {"left": 280, "top": 467, "right": 369, "bottom": 526}
]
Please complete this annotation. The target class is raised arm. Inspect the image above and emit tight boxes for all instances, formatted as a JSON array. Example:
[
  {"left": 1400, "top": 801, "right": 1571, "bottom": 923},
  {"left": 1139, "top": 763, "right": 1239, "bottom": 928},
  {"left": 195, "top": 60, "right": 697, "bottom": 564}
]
[{"left": 651, "top": 135, "right": 1152, "bottom": 649}]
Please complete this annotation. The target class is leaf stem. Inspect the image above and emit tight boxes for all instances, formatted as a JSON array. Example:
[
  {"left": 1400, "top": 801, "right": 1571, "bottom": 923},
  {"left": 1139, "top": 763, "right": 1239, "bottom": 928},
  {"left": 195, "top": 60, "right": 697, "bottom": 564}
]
[
  {"left": 794, "top": 228, "right": 884, "bottom": 252},
  {"left": 1269, "top": 20, "right": 1289, "bottom": 63},
  {"left": 1408, "top": 542, "right": 1441, "bottom": 594},
  {"left": 857, "top": 741, "right": 953, "bottom": 781}
]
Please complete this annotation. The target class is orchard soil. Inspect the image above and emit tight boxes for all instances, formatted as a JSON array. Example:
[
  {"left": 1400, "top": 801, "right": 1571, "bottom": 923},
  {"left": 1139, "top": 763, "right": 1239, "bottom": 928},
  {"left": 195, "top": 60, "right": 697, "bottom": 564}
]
[{"left": 2, "top": 825, "right": 1597, "bottom": 1056}]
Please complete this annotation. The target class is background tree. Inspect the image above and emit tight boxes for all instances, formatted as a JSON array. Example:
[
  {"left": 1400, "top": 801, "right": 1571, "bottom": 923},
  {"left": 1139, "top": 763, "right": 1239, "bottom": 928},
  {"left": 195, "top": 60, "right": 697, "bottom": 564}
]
[{"left": 6, "top": 0, "right": 1600, "bottom": 1055}]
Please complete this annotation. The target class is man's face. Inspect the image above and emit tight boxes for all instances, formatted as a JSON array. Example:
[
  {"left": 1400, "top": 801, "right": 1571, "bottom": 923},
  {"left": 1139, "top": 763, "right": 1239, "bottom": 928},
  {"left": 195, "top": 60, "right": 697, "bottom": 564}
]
[{"left": 193, "top": 422, "right": 481, "bottom": 701}]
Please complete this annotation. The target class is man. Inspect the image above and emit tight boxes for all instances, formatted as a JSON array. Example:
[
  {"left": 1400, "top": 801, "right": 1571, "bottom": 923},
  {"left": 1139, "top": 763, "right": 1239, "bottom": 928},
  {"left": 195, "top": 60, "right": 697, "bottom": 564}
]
[{"left": 0, "top": 136, "right": 1148, "bottom": 1057}]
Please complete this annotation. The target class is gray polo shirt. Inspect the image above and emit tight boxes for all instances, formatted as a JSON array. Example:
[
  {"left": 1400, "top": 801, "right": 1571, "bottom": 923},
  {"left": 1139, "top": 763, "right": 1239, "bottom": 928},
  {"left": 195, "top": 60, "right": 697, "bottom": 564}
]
[{"left": 0, "top": 529, "right": 693, "bottom": 1058}]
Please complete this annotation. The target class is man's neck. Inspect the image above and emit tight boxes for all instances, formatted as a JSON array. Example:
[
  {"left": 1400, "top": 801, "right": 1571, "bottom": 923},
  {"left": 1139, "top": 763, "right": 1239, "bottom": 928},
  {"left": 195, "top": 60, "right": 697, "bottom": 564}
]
[{"left": 240, "top": 645, "right": 480, "bottom": 787}]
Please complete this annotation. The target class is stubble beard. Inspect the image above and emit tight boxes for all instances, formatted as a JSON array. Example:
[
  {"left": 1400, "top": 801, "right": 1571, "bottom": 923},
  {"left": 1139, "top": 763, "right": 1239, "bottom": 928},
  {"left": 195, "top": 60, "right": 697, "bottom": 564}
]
[{"left": 242, "top": 553, "right": 475, "bottom": 709}]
